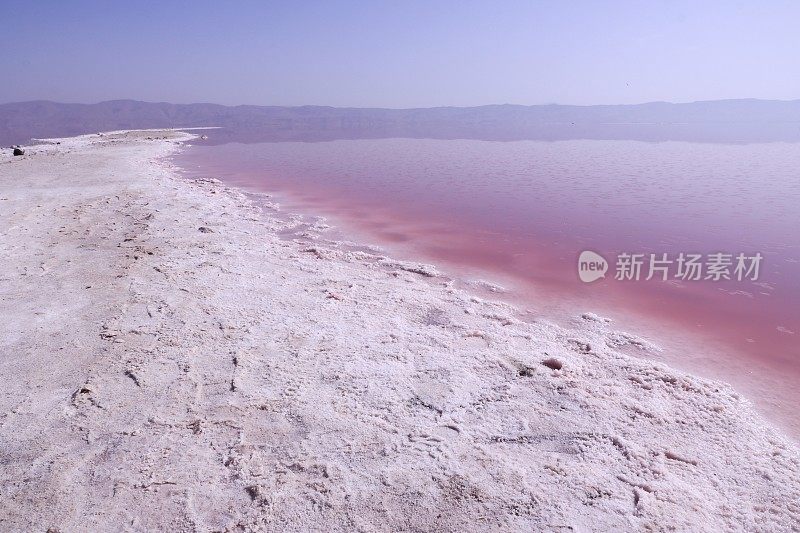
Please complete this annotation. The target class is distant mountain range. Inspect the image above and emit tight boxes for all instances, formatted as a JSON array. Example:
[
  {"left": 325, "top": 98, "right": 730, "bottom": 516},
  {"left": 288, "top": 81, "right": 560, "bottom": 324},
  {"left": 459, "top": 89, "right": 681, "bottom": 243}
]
[{"left": 2, "top": 99, "right": 800, "bottom": 146}]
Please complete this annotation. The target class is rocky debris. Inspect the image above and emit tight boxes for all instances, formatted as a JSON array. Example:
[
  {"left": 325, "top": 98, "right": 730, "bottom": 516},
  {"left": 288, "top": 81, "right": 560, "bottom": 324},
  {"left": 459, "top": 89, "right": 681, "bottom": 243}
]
[
  {"left": 12, "top": 145, "right": 25, "bottom": 156},
  {"left": 542, "top": 357, "right": 564, "bottom": 370},
  {"left": 518, "top": 365, "right": 536, "bottom": 377}
]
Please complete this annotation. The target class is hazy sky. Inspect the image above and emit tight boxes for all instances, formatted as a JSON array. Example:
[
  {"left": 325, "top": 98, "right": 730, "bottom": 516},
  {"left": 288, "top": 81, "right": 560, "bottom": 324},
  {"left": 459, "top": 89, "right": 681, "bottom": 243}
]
[{"left": 2, "top": 0, "right": 799, "bottom": 107}]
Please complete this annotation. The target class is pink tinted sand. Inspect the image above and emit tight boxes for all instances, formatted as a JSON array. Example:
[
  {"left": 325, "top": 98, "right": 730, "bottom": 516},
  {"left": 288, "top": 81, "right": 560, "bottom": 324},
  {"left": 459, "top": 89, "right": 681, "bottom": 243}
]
[{"left": 175, "top": 138, "right": 800, "bottom": 437}]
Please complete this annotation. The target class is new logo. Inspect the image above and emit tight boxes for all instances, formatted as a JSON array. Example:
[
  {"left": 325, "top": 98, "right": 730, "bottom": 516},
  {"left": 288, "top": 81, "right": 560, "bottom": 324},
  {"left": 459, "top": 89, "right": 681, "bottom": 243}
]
[{"left": 578, "top": 250, "right": 608, "bottom": 283}]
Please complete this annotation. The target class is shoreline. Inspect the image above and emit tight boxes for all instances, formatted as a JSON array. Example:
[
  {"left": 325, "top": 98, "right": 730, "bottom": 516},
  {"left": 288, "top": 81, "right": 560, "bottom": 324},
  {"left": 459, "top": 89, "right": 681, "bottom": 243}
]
[
  {"left": 1, "top": 130, "right": 798, "bottom": 531},
  {"left": 177, "top": 144, "right": 800, "bottom": 441}
]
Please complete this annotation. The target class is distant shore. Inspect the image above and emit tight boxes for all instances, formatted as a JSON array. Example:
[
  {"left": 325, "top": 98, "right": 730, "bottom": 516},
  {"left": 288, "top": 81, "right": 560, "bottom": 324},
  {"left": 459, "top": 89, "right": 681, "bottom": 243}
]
[
  {"left": 4, "top": 98, "right": 800, "bottom": 147},
  {"left": 1, "top": 130, "right": 798, "bottom": 531}
]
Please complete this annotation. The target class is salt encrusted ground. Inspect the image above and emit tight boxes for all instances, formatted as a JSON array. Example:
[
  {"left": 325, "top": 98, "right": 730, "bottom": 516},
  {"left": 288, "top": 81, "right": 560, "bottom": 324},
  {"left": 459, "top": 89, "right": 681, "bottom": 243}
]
[{"left": 0, "top": 130, "right": 798, "bottom": 532}]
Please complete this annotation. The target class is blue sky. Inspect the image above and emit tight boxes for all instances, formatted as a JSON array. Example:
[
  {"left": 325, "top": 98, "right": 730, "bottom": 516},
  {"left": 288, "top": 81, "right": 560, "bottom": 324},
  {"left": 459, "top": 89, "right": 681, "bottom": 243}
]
[{"left": 1, "top": 0, "right": 799, "bottom": 107}]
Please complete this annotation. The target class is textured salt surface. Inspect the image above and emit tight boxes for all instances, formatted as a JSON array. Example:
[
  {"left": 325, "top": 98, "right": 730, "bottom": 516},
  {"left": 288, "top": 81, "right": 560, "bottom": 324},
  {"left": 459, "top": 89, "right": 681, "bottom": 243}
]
[{"left": 0, "top": 131, "right": 798, "bottom": 531}]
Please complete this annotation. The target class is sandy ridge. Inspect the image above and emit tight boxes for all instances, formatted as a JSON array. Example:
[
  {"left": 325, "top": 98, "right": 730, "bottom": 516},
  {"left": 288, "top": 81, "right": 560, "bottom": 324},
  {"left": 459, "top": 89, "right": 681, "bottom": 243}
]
[{"left": 0, "top": 130, "right": 798, "bottom": 532}]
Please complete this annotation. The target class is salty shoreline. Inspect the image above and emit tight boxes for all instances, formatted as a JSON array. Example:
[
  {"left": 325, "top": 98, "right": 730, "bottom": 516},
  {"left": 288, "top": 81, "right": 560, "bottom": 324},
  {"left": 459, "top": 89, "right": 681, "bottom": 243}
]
[{"left": 1, "top": 130, "right": 798, "bottom": 531}]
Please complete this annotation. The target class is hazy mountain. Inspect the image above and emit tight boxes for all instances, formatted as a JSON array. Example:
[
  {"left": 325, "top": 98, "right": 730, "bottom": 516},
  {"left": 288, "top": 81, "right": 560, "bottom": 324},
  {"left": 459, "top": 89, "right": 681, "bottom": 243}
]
[{"left": 2, "top": 99, "right": 800, "bottom": 146}]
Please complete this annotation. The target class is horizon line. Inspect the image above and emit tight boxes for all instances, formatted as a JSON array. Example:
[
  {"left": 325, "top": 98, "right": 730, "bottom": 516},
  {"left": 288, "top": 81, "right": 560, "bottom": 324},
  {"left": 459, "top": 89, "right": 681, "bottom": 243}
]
[{"left": 3, "top": 97, "right": 800, "bottom": 111}]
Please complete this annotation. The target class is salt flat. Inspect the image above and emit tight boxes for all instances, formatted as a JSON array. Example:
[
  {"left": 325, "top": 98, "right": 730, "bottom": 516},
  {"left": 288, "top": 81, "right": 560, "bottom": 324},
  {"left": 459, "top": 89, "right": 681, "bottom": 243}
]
[{"left": 0, "top": 130, "right": 797, "bottom": 532}]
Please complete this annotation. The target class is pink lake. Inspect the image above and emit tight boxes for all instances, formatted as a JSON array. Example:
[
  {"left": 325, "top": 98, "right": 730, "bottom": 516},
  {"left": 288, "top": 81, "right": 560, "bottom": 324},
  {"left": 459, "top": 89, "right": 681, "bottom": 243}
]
[{"left": 176, "top": 138, "right": 800, "bottom": 438}]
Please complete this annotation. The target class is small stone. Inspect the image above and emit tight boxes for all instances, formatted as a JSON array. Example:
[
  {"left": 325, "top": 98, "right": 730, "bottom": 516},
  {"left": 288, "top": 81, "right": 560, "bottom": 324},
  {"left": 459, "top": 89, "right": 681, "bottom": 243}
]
[
  {"left": 13, "top": 147, "right": 25, "bottom": 156},
  {"left": 542, "top": 357, "right": 563, "bottom": 370}
]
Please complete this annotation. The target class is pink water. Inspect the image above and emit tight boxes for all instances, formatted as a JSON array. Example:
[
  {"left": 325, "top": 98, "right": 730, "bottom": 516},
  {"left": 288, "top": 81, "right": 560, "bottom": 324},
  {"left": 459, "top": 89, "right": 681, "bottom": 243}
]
[{"left": 176, "top": 138, "right": 800, "bottom": 437}]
